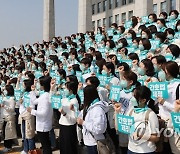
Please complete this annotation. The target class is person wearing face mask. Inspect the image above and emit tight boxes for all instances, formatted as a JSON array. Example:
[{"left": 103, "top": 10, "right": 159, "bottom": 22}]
[
  {"left": 131, "top": 38, "right": 140, "bottom": 53},
  {"left": 58, "top": 82, "right": 80, "bottom": 154},
  {"left": 105, "top": 40, "right": 116, "bottom": 54},
  {"left": 126, "top": 30, "right": 136, "bottom": 46},
  {"left": 165, "top": 44, "right": 180, "bottom": 65},
  {"left": 0, "top": 85, "right": 17, "bottom": 153},
  {"left": 156, "top": 19, "right": 167, "bottom": 32},
  {"left": 127, "top": 86, "right": 159, "bottom": 154},
  {"left": 128, "top": 53, "right": 140, "bottom": 75},
  {"left": 159, "top": 12, "right": 168, "bottom": 21},
  {"left": 114, "top": 71, "right": 140, "bottom": 154},
  {"left": 19, "top": 80, "right": 36, "bottom": 154},
  {"left": 156, "top": 61, "right": 180, "bottom": 154},
  {"left": 157, "top": 61, "right": 180, "bottom": 121},
  {"left": 164, "top": 28, "right": 175, "bottom": 44},
  {"left": 80, "top": 58, "right": 92, "bottom": 82},
  {"left": 136, "top": 38, "right": 151, "bottom": 61},
  {"left": 141, "top": 28, "right": 152, "bottom": 40},
  {"left": 68, "top": 48, "right": 79, "bottom": 65},
  {"left": 147, "top": 13, "right": 157, "bottom": 26},
  {"left": 27, "top": 76, "right": 53, "bottom": 154},
  {"left": 95, "top": 27, "right": 105, "bottom": 43},
  {"left": 151, "top": 55, "right": 167, "bottom": 82},
  {"left": 137, "top": 59, "right": 158, "bottom": 84},
  {"left": 169, "top": 10, "right": 179, "bottom": 22}
]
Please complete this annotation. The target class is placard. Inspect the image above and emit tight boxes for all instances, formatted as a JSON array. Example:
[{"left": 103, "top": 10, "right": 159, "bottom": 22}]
[
  {"left": 109, "top": 85, "right": 121, "bottom": 102},
  {"left": 116, "top": 114, "right": 135, "bottom": 134},
  {"left": 51, "top": 95, "right": 62, "bottom": 109},
  {"left": 148, "top": 82, "right": 169, "bottom": 99}
]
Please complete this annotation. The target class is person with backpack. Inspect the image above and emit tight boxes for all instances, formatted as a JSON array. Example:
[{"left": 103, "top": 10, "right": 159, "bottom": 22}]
[
  {"left": 127, "top": 86, "right": 159, "bottom": 154},
  {"left": 77, "top": 85, "right": 109, "bottom": 154}
]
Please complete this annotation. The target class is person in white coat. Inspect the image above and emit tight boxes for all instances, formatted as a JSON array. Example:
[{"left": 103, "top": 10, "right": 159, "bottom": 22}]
[
  {"left": 27, "top": 76, "right": 53, "bottom": 154},
  {"left": 77, "top": 85, "right": 109, "bottom": 154},
  {"left": 0, "top": 85, "right": 16, "bottom": 153}
]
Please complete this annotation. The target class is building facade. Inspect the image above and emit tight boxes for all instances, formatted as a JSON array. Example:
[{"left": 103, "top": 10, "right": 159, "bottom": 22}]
[{"left": 78, "top": 0, "right": 180, "bottom": 33}]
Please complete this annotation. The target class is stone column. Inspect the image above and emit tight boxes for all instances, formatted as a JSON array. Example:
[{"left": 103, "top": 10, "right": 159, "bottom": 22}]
[
  {"left": 43, "top": 0, "right": 55, "bottom": 42},
  {"left": 134, "top": 0, "right": 153, "bottom": 17},
  {"left": 78, "top": 0, "right": 92, "bottom": 33}
]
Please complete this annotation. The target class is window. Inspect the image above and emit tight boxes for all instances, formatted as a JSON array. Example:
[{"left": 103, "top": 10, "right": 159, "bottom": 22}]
[
  {"left": 170, "top": 0, "right": 176, "bottom": 10},
  {"left": 103, "top": 18, "right": 107, "bottom": 26},
  {"left": 109, "top": 16, "right": 113, "bottom": 27},
  {"left": 103, "top": 0, "right": 107, "bottom": 11},
  {"left": 161, "top": 1, "right": 167, "bottom": 12},
  {"left": 128, "top": 11, "right": 133, "bottom": 20},
  {"left": 97, "top": 2, "right": 101, "bottom": 13},
  {"left": 121, "top": 12, "right": 126, "bottom": 23},
  {"left": 92, "top": 21, "right": 95, "bottom": 30},
  {"left": 128, "top": 0, "right": 133, "bottom": 3},
  {"left": 115, "top": 14, "right": 119, "bottom": 24},
  {"left": 122, "top": 0, "right": 127, "bottom": 5},
  {"left": 97, "top": 19, "right": 101, "bottom": 27},
  {"left": 153, "top": 4, "right": 157, "bottom": 14},
  {"left": 92, "top": 4, "right": 95, "bottom": 15},
  {"left": 109, "top": 0, "right": 112, "bottom": 9},
  {"left": 115, "top": 0, "right": 119, "bottom": 8}
]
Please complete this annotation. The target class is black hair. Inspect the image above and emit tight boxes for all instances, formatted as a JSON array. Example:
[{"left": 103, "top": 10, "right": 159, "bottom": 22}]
[
  {"left": 86, "top": 76, "right": 100, "bottom": 88},
  {"left": 148, "top": 13, "right": 157, "bottom": 22},
  {"left": 134, "top": 86, "right": 158, "bottom": 114},
  {"left": 128, "top": 53, "right": 140, "bottom": 62},
  {"left": 57, "top": 69, "right": 66, "bottom": 79},
  {"left": 66, "top": 81, "right": 81, "bottom": 107},
  {"left": 167, "top": 44, "right": 180, "bottom": 58},
  {"left": 148, "top": 25, "right": 157, "bottom": 34},
  {"left": 39, "top": 76, "right": 51, "bottom": 92},
  {"left": 117, "top": 62, "right": 130, "bottom": 72},
  {"left": 141, "top": 59, "right": 156, "bottom": 77},
  {"left": 5, "top": 85, "right": 14, "bottom": 96},
  {"left": 24, "top": 79, "right": 33, "bottom": 92},
  {"left": 83, "top": 85, "right": 100, "bottom": 119},
  {"left": 140, "top": 38, "right": 151, "bottom": 50},
  {"left": 80, "top": 58, "right": 91, "bottom": 67},
  {"left": 104, "top": 62, "right": 117, "bottom": 77}
]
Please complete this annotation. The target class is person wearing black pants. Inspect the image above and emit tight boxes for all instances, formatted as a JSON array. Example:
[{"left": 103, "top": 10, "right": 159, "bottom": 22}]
[
  {"left": 37, "top": 132, "right": 52, "bottom": 154},
  {"left": 27, "top": 76, "right": 53, "bottom": 154}
]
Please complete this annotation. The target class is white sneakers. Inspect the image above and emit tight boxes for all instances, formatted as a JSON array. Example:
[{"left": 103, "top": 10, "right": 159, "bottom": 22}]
[{"left": 21, "top": 150, "right": 28, "bottom": 154}]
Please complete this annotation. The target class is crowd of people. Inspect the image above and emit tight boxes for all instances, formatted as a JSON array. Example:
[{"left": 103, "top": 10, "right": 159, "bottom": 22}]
[{"left": 0, "top": 9, "right": 180, "bottom": 154}]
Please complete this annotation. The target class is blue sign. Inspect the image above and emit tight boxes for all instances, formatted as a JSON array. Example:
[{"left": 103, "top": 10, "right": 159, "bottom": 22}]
[
  {"left": 0, "top": 95, "right": 3, "bottom": 104},
  {"left": 148, "top": 82, "right": 169, "bottom": 99},
  {"left": 51, "top": 95, "right": 62, "bottom": 109},
  {"left": 14, "top": 90, "right": 23, "bottom": 101},
  {"left": 24, "top": 95, "right": 30, "bottom": 108},
  {"left": 35, "top": 71, "right": 43, "bottom": 79},
  {"left": 171, "top": 112, "right": 180, "bottom": 134},
  {"left": 97, "top": 74, "right": 108, "bottom": 87},
  {"left": 109, "top": 85, "right": 121, "bottom": 101},
  {"left": 78, "top": 90, "right": 84, "bottom": 104},
  {"left": 76, "top": 71, "right": 83, "bottom": 82},
  {"left": 116, "top": 114, "right": 135, "bottom": 134},
  {"left": 107, "top": 29, "right": 114, "bottom": 36}
]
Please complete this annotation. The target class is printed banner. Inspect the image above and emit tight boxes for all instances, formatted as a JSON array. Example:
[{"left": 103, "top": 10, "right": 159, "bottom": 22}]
[
  {"left": 148, "top": 82, "right": 169, "bottom": 99},
  {"left": 116, "top": 114, "right": 135, "bottom": 134}
]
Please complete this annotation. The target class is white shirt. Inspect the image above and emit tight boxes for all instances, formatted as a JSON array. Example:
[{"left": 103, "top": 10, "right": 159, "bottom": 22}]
[
  {"left": 158, "top": 80, "right": 180, "bottom": 120},
  {"left": 59, "top": 97, "right": 79, "bottom": 126},
  {"left": 19, "top": 91, "right": 36, "bottom": 116},
  {"left": 31, "top": 92, "right": 53, "bottom": 132},
  {"left": 128, "top": 109, "right": 159, "bottom": 153}
]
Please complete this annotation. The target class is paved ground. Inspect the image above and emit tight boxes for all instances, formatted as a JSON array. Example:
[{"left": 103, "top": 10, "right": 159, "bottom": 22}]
[{"left": 0, "top": 128, "right": 88, "bottom": 154}]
